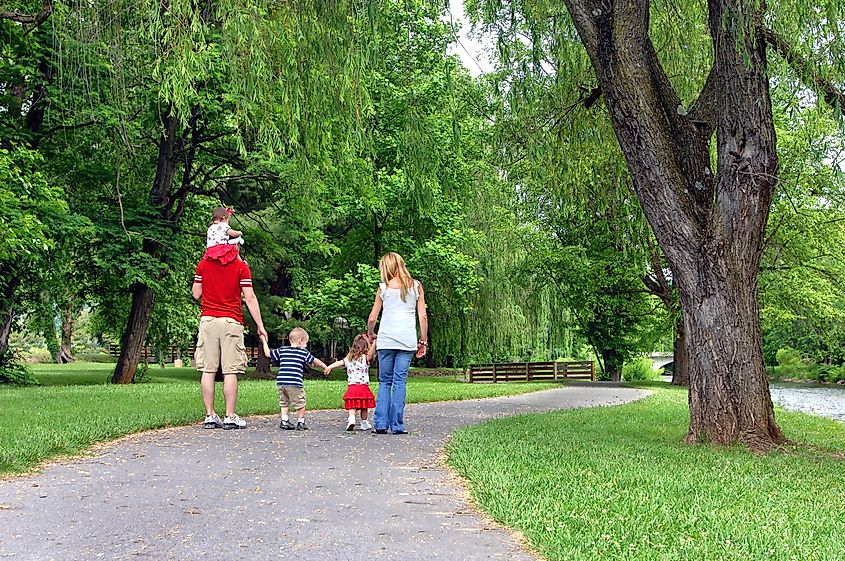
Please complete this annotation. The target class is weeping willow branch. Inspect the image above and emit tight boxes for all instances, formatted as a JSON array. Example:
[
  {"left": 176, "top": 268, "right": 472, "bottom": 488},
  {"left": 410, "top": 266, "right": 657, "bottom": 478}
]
[{"left": 764, "top": 28, "right": 845, "bottom": 111}]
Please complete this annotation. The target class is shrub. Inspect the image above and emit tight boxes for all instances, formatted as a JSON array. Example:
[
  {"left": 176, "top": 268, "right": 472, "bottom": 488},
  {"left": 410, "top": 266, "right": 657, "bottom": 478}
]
[
  {"left": 813, "top": 365, "right": 845, "bottom": 384},
  {"left": 623, "top": 357, "right": 658, "bottom": 381},
  {"left": 772, "top": 363, "right": 845, "bottom": 384},
  {"left": 776, "top": 347, "right": 802, "bottom": 366},
  {"left": 0, "top": 357, "right": 39, "bottom": 385},
  {"left": 23, "top": 347, "right": 54, "bottom": 364}
]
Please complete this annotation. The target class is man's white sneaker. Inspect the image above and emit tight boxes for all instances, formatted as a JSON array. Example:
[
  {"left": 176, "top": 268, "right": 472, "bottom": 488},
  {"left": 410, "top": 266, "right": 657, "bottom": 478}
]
[
  {"left": 203, "top": 414, "right": 222, "bottom": 429},
  {"left": 223, "top": 414, "right": 247, "bottom": 430},
  {"left": 360, "top": 420, "right": 372, "bottom": 431}
]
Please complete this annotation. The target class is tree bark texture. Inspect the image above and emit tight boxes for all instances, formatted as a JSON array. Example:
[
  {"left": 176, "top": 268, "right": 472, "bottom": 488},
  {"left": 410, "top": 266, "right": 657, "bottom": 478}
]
[
  {"left": 111, "top": 111, "right": 179, "bottom": 384},
  {"left": 563, "top": 0, "right": 783, "bottom": 449},
  {"left": 112, "top": 281, "right": 157, "bottom": 384},
  {"left": 671, "top": 316, "right": 689, "bottom": 386},
  {"left": 57, "top": 295, "right": 75, "bottom": 363},
  {"left": 601, "top": 349, "right": 622, "bottom": 382},
  {"left": 0, "top": 279, "right": 18, "bottom": 362},
  {"left": 254, "top": 352, "right": 272, "bottom": 378}
]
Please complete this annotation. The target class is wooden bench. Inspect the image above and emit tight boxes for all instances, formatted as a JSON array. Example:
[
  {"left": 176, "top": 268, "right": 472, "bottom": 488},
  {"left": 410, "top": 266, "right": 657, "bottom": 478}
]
[{"left": 467, "top": 361, "right": 595, "bottom": 383}]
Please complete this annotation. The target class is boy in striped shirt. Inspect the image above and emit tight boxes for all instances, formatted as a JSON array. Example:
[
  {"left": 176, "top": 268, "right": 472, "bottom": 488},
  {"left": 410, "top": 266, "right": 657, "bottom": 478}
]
[{"left": 261, "top": 327, "right": 328, "bottom": 430}]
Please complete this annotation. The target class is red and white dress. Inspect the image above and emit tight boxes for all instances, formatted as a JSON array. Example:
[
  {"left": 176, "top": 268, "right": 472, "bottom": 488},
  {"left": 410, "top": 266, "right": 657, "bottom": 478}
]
[
  {"left": 342, "top": 355, "right": 376, "bottom": 410},
  {"left": 203, "top": 222, "right": 243, "bottom": 264}
]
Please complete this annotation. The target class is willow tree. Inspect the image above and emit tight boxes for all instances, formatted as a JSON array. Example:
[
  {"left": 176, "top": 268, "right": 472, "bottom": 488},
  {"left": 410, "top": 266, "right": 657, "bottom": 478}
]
[
  {"left": 44, "top": 1, "right": 374, "bottom": 383},
  {"left": 470, "top": 0, "right": 845, "bottom": 448}
]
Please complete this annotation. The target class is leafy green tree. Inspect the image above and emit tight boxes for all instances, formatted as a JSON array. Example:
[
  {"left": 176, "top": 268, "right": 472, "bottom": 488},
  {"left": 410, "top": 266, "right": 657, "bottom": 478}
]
[
  {"left": 468, "top": 0, "right": 845, "bottom": 449},
  {"left": 0, "top": 148, "right": 71, "bottom": 381},
  {"left": 760, "top": 105, "right": 845, "bottom": 366}
]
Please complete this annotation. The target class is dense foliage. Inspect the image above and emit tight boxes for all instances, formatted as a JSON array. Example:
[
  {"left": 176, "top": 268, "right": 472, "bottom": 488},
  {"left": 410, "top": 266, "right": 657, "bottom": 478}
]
[{"left": 2, "top": 0, "right": 843, "bottom": 389}]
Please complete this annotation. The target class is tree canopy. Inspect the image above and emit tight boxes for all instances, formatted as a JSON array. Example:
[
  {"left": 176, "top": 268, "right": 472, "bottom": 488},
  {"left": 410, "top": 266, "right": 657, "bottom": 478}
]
[{"left": 3, "top": 0, "right": 845, "bottom": 450}]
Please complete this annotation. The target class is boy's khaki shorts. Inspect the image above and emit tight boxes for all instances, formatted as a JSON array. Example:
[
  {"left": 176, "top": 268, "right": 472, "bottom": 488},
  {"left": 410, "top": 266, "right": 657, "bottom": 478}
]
[
  {"left": 194, "top": 316, "right": 247, "bottom": 375},
  {"left": 278, "top": 386, "right": 306, "bottom": 409}
]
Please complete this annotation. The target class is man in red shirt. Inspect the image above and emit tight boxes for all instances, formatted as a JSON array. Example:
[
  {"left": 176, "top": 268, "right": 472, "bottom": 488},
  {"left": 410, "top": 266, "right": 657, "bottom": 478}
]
[{"left": 192, "top": 254, "right": 268, "bottom": 430}]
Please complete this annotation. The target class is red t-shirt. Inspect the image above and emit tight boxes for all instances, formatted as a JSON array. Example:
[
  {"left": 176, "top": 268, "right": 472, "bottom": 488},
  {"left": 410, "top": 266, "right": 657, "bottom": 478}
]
[{"left": 194, "top": 257, "right": 252, "bottom": 324}]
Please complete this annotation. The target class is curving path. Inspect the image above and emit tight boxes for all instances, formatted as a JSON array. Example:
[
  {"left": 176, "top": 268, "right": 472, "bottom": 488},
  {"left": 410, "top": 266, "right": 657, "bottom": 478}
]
[{"left": 0, "top": 385, "right": 646, "bottom": 561}]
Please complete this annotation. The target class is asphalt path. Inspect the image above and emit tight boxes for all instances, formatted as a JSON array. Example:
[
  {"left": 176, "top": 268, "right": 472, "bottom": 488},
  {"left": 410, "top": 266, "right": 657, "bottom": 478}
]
[{"left": 0, "top": 385, "right": 647, "bottom": 561}]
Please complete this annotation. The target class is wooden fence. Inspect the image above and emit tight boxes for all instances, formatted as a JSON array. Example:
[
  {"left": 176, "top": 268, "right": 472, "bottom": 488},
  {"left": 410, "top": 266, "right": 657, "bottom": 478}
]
[
  {"left": 467, "top": 361, "right": 595, "bottom": 383},
  {"left": 109, "top": 345, "right": 262, "bottom": 366}
]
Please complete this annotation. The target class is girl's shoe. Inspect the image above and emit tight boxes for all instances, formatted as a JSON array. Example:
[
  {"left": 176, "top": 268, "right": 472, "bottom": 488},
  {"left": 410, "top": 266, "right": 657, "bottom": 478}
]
[
  {"left": 360, "top": 420, "right": 372, "bottom": 431},
  {"left": 346, "top": 421, "right": 356, "bottom": 431}
]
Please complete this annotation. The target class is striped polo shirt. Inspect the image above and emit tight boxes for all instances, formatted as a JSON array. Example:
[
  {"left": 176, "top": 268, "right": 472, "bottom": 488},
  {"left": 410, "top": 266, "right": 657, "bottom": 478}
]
[{"left": 270, "top": 346, "right": 315, "bottom": 388}]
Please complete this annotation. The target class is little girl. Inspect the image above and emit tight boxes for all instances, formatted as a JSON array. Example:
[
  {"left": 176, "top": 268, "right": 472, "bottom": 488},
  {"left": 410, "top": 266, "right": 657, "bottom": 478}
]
[
  {"left": 326, "top": 334, "right": 376, "bottom": 431},
  {"left": 204, "top": 207, "right": 244, "bottom": 263}
]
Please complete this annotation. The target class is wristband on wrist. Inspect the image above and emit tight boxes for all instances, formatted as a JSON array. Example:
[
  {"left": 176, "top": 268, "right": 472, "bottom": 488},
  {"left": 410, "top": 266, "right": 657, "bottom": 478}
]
[{"left": 418, "top": 340, "right": 428, "bottom": 347}]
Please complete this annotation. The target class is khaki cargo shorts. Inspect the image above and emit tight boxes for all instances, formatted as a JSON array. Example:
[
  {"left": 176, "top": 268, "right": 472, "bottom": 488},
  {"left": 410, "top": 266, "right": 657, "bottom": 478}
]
[
  {"left": 194, "top": 316, "right": 247, "bottom": 375},
  {"left": 278, "top": 386, "right": 307, "bottom": 409}
]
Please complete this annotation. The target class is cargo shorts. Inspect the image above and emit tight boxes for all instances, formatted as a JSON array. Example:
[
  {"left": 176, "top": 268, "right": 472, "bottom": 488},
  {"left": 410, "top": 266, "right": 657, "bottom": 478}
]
[
  {"left": 194, "top": 316, "right": 248, "bottom": 375},
  {"left": 278, "top": 386, "right": 307, "bottom": 410}
]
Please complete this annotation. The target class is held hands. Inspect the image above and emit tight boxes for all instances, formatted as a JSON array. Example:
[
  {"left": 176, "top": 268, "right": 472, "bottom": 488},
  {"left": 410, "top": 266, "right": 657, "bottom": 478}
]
[
  {"left": 323, "top": 366, "right": 332, "bottom": 378},
  {"left": 259, "top": 332, "right": 271, "bottom": 357}
]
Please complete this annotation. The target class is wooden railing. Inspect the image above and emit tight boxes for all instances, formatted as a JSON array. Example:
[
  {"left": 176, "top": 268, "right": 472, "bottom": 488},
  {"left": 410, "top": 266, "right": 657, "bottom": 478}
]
[
  {"left": 109, "top": 344, "right": 262, "bottom": 367},
  {"left": 467, "top": 361, "right": 595, "bottom": 383}
]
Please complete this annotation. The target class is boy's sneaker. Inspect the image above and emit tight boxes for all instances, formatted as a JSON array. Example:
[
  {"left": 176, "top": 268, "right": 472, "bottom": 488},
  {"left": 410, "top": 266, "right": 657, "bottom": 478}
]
[
  {"left": 360, "top": 420, "right": 372, "bottom": 431},
  {"left": 203, "top": 414, "right": 222, "bottom": 429},
  {"left": 222, "top": 414, "right": 246, "bottom": 430},
  {"left": 279, "top": 419, "right": 295, "bottom": 430},
  {"left": 295, "top": 421, "right": 308, "bottom": 431}
]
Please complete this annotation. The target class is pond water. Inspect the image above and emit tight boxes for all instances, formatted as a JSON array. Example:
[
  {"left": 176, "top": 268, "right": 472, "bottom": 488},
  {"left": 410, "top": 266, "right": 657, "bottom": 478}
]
[{"left": 770, "top": 383, "right": 845, "bottom": 422}]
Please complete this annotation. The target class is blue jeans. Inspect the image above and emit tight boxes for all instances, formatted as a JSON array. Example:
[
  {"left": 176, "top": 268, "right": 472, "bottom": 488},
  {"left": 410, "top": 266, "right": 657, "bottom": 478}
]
[{"left": 373, "top": 349, "right": 414, "bottom": 433}]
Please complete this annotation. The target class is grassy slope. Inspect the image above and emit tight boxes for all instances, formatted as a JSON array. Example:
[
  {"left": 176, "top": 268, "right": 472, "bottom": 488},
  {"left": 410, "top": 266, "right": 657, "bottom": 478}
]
[
  {"left": 1, "top": 363, "right": 556, "bottom": 474},
  {"left": 447, "top": 383, "right": 845, "bottom": 561}
]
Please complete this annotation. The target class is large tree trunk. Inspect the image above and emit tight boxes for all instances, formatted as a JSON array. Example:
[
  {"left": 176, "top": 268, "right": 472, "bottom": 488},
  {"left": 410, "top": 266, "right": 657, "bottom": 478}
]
[
  {"left": 563, "top": 0, "right": 784, "bottom": 449},
  {"left": 671, "top": 316, "right": 689, "bottom": 386},
  {"left": 112, "top": 282, "right": 157, "bottom": 384},
  {"left": 681, "top": 263, "right": 780, "bottom": 447},
  {"left": 111, "top": 112, "right": 179, "bottom": 384},
  {"left": 254, "top": 352, "right": 272, "bottom": 378},
  {"left": 57, "top": 296, "right": 75, "bottom": 363},
  {"left": 601, "top": 349, "right": 622, "bottom": 382},
  {"left": 0, "top": 280, "right": 17, "bottom": 362}
]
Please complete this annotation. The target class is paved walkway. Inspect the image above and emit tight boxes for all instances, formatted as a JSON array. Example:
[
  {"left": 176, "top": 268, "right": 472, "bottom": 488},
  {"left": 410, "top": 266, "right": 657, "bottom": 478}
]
[{"left": 0, "top": 385, "right": 646, "bottom": 561}]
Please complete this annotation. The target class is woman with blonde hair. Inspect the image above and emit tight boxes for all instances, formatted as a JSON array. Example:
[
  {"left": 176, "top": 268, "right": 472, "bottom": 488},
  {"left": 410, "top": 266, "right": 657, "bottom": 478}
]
[{"left": 366, "top": 252, "right": 428, "bottom": 434}]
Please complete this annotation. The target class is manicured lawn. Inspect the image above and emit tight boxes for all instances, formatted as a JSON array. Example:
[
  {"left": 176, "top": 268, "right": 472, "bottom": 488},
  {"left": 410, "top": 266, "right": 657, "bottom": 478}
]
[
  {"left": 447, "top": 383, "right": 845, "bottom": 561},
  {"left": 1, "top": 363, "right": 556, "bottom": 475}
]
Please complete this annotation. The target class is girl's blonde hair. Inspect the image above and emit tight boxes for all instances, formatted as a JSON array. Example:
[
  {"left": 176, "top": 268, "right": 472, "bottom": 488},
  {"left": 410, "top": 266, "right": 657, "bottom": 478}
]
[
  {"left": 347, "top": 334, "right": 370, "bottom": 361},
  {"left": 379, "top": 252, "right": 415, "bottom": 302}
]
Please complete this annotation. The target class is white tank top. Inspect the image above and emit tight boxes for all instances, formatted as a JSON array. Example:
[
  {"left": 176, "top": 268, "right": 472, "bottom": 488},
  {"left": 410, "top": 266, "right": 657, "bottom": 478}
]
[{"left": 376, "top": 281, "right": 419, "bottom": 352}]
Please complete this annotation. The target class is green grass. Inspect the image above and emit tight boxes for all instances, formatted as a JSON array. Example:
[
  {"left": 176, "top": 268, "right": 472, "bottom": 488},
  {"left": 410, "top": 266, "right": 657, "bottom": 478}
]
[
  {"left": 1, "top": 362, "right": 556, "bottom": 475},
  {"left": 447, "top": 383, "right": 845, "bottom": 561},
  {"left": 28, "top": 362, "right": 199, "bottom": 385}
]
